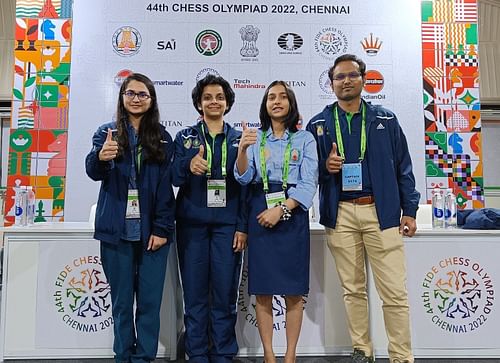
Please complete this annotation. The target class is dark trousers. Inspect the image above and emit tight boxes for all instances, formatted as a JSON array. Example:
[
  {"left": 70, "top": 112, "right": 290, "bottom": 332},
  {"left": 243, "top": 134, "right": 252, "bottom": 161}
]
[
  {"left": 101, "top": 240, "right": 170, "bottom": 363},
  {"left": 177, "top": 224, "right": 242, "bottom": 363}
]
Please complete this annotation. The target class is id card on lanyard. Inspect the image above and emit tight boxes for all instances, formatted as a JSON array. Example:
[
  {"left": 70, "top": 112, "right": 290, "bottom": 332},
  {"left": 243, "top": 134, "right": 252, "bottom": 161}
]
[
  {"left": 202, "top": 124, "right": 227, "bottom": 208},
  {"left": 126, "top": 145, "right": 142, "bottom": 218},
  {"left": 260, "top": 131, "right": 293, "bottom": 209},
  {"left": 333, "top": 103, "right": 366, "bottom": 192},
  {"left": 126, "top": 189, "right": 141, "bottom": 218}
]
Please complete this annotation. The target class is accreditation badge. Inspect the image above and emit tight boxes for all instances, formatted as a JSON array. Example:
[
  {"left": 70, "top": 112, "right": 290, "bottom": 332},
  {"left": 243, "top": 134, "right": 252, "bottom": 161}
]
[
  {"left": 265, "top": 191, "right": 286, "bottom": 209},
  {"left": 207, "top": 179, "right": 226, "bottom": 208},
  {"left": 342, "top": 163, "right": 363, "bottom": 191},
  {"left": 125, "top": 189, "right": 141, "bottom": 218}
]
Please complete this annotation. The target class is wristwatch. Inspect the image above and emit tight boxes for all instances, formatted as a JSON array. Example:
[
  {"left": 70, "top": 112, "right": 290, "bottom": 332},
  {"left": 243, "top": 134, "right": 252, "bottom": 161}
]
[{"left": 279, "top": 204, "right": 292, "bottom": 221}]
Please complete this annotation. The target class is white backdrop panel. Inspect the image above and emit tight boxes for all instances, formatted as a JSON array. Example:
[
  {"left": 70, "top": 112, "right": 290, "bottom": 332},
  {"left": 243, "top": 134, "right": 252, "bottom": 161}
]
[{"left": 66, "top": 0, "right": 424, "bottom": 221}]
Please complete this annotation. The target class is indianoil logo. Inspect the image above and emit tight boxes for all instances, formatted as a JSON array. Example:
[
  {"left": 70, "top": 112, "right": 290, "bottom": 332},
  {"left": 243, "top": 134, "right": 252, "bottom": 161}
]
[
  {"left": 363, "top": 70, "right": 384, "bottom": 94},
  {"left": 238, "top": 267, "right": 307, "bottom": 331},
  {"left": 421, "top": 256, "right": 495, "bottom": 334},
  {"left": 53, "top": 255, "right": 113, "bottom": 333}
]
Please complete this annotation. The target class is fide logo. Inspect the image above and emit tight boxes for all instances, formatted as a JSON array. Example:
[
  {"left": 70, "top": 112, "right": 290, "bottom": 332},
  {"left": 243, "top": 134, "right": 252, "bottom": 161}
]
[
  {"left": 238, "top": 267, "right": 307, "bottom": 331},
  {"left": 421, "top": 256, "right": 495, "bottom": 334},
  {"left": 53, "top": 255, "right": 113, "bottom": 333}
]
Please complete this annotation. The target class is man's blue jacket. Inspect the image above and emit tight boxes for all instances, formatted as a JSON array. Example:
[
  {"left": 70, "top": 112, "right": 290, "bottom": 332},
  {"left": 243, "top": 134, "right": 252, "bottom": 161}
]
[{"left": 306, "top": 101, "right": 420, "bottom": 230}]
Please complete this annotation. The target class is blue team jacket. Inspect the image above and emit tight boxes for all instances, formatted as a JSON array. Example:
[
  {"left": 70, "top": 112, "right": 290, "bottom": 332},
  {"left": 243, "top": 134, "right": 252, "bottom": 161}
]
[
  {"left": 172, "top": 120, "right": 248, "bottom": 233},
  {"left": 86, "top": 121, "right": 176, "bottom": 244},
  {"left": 306, "top": 101, "right": 420, "bottom": 230}
]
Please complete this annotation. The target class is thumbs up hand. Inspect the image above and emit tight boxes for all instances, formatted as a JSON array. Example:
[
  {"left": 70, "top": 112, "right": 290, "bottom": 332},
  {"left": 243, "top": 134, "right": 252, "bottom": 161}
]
[
  {"left": 239, "top": 120, "right": 257, "bottom": 153},
  {"left": 190, "top": 144, "right": 209, "bottom": 175},
  {"left": 99, "top": 128, "right": 119, "bottom": 161},
  {"left": 326, "top": 142, "right": 343, "bottom": 174}
]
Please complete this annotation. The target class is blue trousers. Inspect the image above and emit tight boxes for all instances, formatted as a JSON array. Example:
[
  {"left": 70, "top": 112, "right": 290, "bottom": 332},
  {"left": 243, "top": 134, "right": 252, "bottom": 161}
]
[
  {"left": 100, "top": 240, "right": 170, "bottom": 363},
  {"left": 177, "top": 224, "right": 242, "bottom": 363}
]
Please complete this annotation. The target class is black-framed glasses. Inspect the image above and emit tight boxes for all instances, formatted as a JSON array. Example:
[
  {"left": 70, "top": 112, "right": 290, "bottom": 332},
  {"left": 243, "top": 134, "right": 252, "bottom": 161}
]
[
  {"left": 122, "top": 90, "right": 151, "bottom": 101},
  {"left": 332, "top": 71, "right": 362, "bottom": 81}
]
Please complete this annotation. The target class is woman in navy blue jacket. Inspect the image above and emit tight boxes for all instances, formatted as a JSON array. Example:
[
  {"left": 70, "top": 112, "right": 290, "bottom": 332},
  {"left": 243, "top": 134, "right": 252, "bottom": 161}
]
[
  {"left": 172, "top": 74, "right": 247, "bottom": 363},
  {"left": 86, "top": 73, "right": 175, "bottom": 363}
]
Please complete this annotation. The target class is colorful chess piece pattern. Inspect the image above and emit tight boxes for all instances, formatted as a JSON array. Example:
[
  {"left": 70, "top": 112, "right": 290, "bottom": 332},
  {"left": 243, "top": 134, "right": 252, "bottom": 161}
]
[
  {"left": 5, "top": 0, "right": 72, "bottom": 224},
  {"left": 421, "top": 0, "right": 483, "bottom": 208}
]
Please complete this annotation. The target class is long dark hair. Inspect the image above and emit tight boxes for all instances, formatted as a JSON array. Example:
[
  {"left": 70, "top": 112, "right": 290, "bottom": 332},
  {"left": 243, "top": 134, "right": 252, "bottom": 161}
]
[
  {"left": 259, "top": 80, "right": 300, "bottom": 133},
  {"left": 116, "top": 73, "right": 164, "bottom": 163},
  {"left": 191, "top": 74, "right": 235, "bottom": 115}
]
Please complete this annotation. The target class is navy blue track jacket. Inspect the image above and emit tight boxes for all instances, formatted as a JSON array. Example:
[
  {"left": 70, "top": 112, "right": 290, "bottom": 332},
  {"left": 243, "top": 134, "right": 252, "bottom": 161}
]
[{"left": 307, "top": 101, "right": 420, "bottom": 230}]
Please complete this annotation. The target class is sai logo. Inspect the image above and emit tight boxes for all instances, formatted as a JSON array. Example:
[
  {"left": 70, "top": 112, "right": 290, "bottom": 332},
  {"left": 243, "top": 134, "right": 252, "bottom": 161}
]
[
  {"left": 314, "top": 27, "right": 348, "bottom": 60},
  {"left": 238, "top": 267, "right": 307, "bottom": 331},
  {"left": 195, "top": 29, "right": 222, "bottom": 56},
  {"left": 53, "top": 255, "right": 113, "bottom": 333},
  {"left": 421, "top": 256, "right": 495, "bottom": 334},
  {"left": 112, "top": 26, "right": 142, "bottom": 57}
]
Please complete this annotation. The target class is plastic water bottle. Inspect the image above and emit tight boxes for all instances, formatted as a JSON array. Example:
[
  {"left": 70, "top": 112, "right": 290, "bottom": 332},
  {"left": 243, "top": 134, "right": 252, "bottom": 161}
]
[
  {"left": 444, "top": 188, "right": 457, "bottom": 228},
  {"left": 26, "top": 186, "right": 36, "bottom": 225},
  {"left": 14, "top": 186, "right": 28, "bottom": 226},
  {"left": 431, "top": 188, "right": 444, "bottom": 228}
]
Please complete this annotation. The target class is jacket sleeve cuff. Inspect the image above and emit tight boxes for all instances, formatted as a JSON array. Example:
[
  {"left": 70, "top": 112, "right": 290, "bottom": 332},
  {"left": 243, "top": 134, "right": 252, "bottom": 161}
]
[
  {"left": 402, "top": 206, "right": 418, "bottom": 219},
  {"left": 236, "top": 222, "right": 248, "bottom": 234},
  {"left": 287, "top": 187, "right": 313, "bottom": 211}
]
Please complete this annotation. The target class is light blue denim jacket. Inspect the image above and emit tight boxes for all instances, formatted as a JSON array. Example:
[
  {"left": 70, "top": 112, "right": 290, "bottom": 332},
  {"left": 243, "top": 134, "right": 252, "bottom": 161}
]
[{"left": 234, "top": 128, "right": 319, "bottom": 210}]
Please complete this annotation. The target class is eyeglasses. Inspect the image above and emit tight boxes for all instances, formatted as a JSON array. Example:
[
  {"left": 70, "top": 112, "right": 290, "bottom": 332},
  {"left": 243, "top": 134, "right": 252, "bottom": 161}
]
[
  {"left": 332, "top": 71, "right": 362, "bottom": 81},
  {"left": 122, "top": 90, "right": 151, "bottom": 101}
]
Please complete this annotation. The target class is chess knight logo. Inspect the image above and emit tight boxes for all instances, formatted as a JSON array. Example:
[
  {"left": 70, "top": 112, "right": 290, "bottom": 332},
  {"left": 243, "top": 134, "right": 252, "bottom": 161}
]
[
  {"left": 360, "top": 33, "right": 382, "bottom": 56},
  {"left": 239, "top": 25, "right": 260, "bottom": 58},
  {"left": 277, "top": 33, "right": 303, "bottom": 52}
]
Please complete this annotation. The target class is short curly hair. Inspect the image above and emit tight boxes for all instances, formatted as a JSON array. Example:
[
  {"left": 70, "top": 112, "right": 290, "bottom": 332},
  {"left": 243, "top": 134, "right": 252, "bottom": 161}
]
[{"left": 191, "top": 74, "right": 235, "bottom": 115}]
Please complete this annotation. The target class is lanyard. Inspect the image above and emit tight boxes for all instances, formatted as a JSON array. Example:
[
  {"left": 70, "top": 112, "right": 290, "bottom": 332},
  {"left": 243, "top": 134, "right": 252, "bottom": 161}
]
[
  {"left": 201, "top": 123, "right": 227, "bottom": 178},
  {"left": 259, "top": 130, "right": 294, "bottom": 193},
  {"left": 136, "top": 145, "right": 142, "bottom": 174},
  {"left": 333, "top": 102, "right": 366, "bottom": 161}
]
